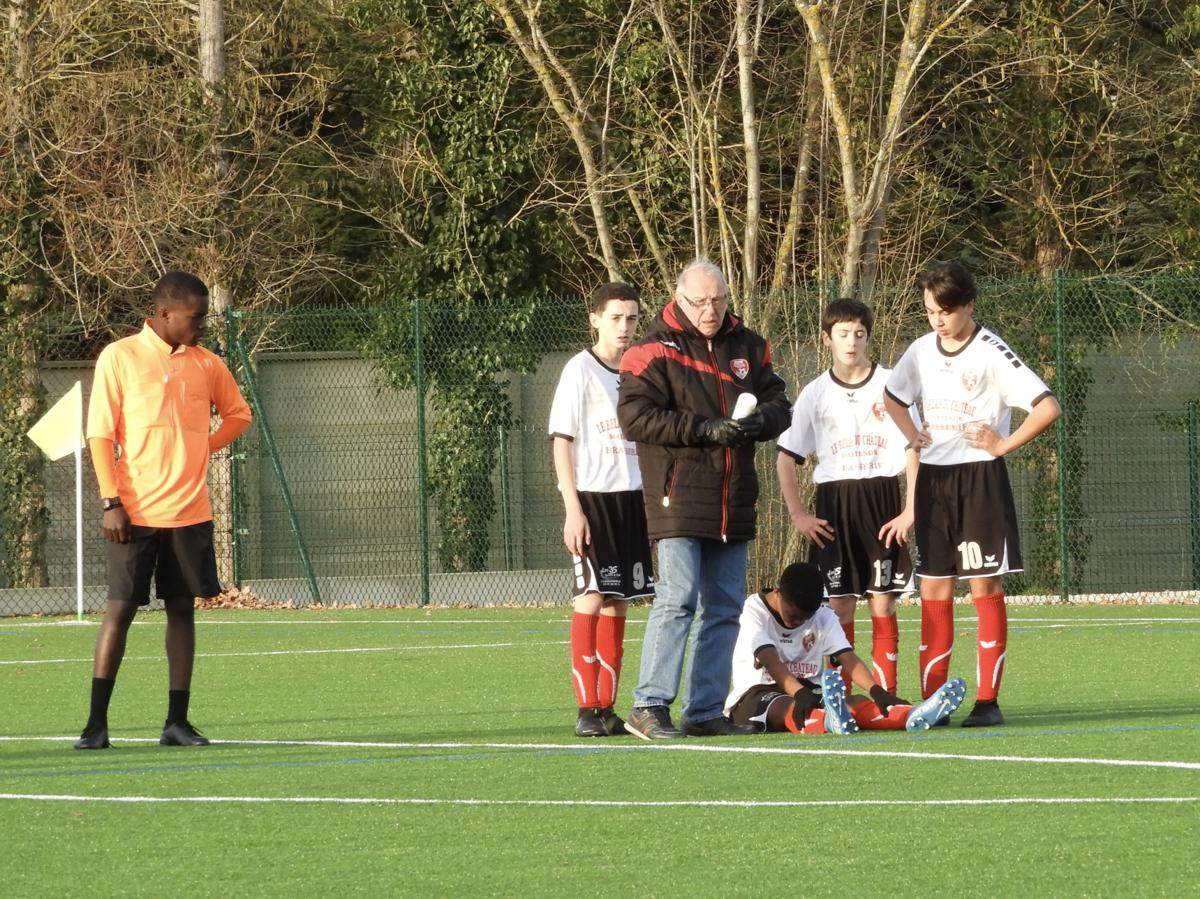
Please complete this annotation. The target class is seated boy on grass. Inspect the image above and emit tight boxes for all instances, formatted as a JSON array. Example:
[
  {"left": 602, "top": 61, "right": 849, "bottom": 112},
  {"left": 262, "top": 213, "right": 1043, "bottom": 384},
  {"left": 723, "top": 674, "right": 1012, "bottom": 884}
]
[{"left": 724, "top": 563, "right": 965, "bottom": 734}]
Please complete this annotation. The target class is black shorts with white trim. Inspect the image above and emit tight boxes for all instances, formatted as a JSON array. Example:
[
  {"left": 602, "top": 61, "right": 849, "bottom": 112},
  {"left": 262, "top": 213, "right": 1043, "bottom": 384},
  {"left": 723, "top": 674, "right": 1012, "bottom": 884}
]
[
  {"left": 914, "top": 458, "right": 1023, "bottom": 580},
  {"left": 809, "top": 476, "right": 913, "bottom": 598},
  {"left": 570, "top": 490, "right": 655, "bottom": 600}
]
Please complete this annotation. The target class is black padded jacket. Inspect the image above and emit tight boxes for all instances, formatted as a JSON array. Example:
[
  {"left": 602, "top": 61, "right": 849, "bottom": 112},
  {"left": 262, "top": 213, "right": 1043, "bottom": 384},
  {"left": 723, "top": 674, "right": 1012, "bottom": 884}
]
[{"left": 617, "top": 300, "right": 791, "bottom": 542}]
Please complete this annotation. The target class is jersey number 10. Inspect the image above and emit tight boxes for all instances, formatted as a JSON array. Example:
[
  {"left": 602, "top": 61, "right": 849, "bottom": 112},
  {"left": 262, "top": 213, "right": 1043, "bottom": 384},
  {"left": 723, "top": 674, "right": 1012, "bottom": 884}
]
[{"left": 957, "top": 541, "right": 983, "bottom": 570}]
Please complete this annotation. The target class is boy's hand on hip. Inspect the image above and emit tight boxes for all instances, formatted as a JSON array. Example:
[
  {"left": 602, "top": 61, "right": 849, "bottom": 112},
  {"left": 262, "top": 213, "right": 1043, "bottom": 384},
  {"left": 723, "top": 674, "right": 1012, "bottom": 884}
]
[
  {"left": 964, "top": 422, "right": 1004, "bottom": 456},
  {"left": 101, "top": 507, "right": 132, "bottom": 544}
]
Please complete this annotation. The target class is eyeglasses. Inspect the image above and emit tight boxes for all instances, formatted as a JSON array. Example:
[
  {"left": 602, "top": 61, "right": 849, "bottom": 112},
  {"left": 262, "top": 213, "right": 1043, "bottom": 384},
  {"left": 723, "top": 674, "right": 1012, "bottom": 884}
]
[{"left": 679, "top": 293, "right": 728, "bottom": 311}]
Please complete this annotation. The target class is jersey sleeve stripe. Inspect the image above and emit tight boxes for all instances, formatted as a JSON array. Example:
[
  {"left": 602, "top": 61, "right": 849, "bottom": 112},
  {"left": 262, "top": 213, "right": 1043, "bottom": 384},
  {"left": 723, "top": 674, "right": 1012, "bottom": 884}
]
[
  {"left": 883, "top": 386, "right": 912, "bottom": 407},
  {"left": 549, "top": 432, "right": 574, "bottom": 442},
  {"left": 1030, "top": 390, "right": 1054, "bottom": 408},
  {"left": 776, "top": 445, "right": 805, "bottom": 462}
]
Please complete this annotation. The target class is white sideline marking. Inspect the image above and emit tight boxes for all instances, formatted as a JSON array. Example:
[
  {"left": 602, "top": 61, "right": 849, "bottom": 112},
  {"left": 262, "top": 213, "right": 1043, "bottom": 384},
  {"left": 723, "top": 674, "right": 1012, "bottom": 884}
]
[
  {"left": 0, "top": 792, "right": 1195, "bottom": 809},
  {"left": 3, "top": 615, "right": 1198, "bottom": 629},
  {"left": 2, "top": 736, "right": 1199, "bottom": 772},
  {"left": 0, "top": 641, "right": 567, "bottom": 667}
]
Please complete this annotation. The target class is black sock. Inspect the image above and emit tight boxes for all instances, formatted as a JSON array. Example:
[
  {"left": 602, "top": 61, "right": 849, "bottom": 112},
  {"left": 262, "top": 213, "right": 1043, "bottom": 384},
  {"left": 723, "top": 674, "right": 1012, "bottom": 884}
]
[
  {"left": 86, "top": 677, "right": 115, "bottom": 731},
  {"left": 167, "top": 689, "right": 190, "bottom": 725}
]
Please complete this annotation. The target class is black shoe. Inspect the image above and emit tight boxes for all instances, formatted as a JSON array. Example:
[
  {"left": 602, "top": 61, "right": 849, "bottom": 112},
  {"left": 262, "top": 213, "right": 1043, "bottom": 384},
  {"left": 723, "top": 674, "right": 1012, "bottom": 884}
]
[
  {"left": 596, "top": 707, "right": 626, "bottom": 736},
  {"left": 624, "top": 706, "right": 684, "bottom": 740},
  {"left": 74, "top": 726, "right": 110, "bottom": 750},
  {"left": 961, "top": 700, "right": 1004, "bottom": 728},
  {"left": 160, "top": 720, "right": 211, "bottom": 746},
  {"left": 681, "top": 715, "right": 759, "bottom": 737},
  {"left": 932, "top": 716, "right": 950, "bottom": 727},
  {"left": 575, "top": 708, "right": 608, "bottom": 737}
]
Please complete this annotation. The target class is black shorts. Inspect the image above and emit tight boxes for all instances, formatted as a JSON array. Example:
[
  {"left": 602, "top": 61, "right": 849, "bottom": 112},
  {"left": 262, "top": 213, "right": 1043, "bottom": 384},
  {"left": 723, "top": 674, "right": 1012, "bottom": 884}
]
[
  {"left": 727, "top": 684, "right": 789, "bottom": 729},
  {"left": 571, "top": 490, "right": 654, "bottom": 600},
  {"left": 107, "top": 521, "right": 221, "bottom": 605},
  {"left": 915, "top": 459, "right": 1023, "bottom": 580},
  {"left": 809, "top": 477, "right": 913, "bottom": 598}
]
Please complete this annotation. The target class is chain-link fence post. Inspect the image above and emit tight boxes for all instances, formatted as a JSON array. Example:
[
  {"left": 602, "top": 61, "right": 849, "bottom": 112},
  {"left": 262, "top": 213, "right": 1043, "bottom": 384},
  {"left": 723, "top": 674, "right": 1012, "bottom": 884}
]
[
  {"left": 232, "top": 327, "right": 322, "bottom": 606},
  {"left": 413, "top": 296, "right": 432, "bottom": 606},
  {"left": 1187, "top": 399, "right": 1199, "bottom": 590},
  {"left": 498, "top": 423, "right": 514, "bottom": 570},
  {"left": 225, "top": 307, "right": 243, "bottom": 587},
  {"left": 1054, "top": 270, "right": 1070, "bottom": 603}
]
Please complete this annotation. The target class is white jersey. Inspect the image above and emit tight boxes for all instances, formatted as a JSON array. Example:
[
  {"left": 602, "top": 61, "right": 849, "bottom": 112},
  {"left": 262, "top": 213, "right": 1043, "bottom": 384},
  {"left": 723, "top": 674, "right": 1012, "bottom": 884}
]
[
  {"left": 548, "top": 350, "right": 642, "bottom": 492},
  {"left": 885, "top": 325, "right": 1052, "bottom": 466},
  {"left": 777, "top": 364, "right": 918, "bottom": 483},
  {"left": 724, "top": 593, "right": 851, "bottom": 714}
]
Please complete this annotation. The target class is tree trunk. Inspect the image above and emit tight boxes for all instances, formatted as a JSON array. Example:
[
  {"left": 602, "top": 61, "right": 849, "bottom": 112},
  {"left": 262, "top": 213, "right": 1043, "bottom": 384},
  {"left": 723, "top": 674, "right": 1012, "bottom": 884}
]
[
  {"left": 198, "top": 0, "right": 236, "bottom": 587},
  {"left": 735, "top": 0, "right": 761, "bottom": 305},
  {"left": 0, "top": 0, "right": 49, "bottom": 589}
]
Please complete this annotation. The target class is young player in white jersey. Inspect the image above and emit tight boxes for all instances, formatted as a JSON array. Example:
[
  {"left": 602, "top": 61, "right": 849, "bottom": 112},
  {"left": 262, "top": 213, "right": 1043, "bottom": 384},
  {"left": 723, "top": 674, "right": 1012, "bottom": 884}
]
[
  {"left": 884, "top": 261, "right": 1061, "bottom": 728},
  {"left": 549, "top": 282, "right": 654, "bottom": 737},
  {"left": 725, "top": 563, "right": 965, "bottom": 735},
  {"left": 777, "top": 299, "right": 925, "bottom": 697}
]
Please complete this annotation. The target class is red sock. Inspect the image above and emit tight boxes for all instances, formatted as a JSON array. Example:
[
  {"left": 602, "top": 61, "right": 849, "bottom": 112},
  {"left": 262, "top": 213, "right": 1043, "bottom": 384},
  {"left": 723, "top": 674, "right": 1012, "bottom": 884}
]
[
  {"left": 595, "top": 614, "right": 626, "bottom": 709},
  {"left": 851, "top": 699, "right": 910, "bottom": 730},
  {"left": 783, "top": 704, "right": 827, "bottom": 734},
  {"left": 570, "top": 612, "right": 600, "bottom": 709},
  {"left": 973, "top": 593, "right": 1008, "bottom": 702},
  {"left": 919, "top": 600, "right": 954, "bottom": 699},
  {"left": 841, "top": 618, "right": 855, "bottom": 693},
  {"left": 870, "top": 614, "right": 899, "bottom": 693}
]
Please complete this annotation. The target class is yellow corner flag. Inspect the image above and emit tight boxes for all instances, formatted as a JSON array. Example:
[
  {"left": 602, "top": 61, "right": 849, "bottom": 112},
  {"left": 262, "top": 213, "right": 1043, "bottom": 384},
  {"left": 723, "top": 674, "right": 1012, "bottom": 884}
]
[{"left": 27, "top": 381, "right": 83, "bottom": 461}]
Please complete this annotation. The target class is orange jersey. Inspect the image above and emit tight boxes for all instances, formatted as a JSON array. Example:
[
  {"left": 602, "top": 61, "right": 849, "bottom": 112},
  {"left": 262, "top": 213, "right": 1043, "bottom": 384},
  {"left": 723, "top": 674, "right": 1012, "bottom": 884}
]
[{"left": 87, "top": 322, "right": 252, "bottom": 528}]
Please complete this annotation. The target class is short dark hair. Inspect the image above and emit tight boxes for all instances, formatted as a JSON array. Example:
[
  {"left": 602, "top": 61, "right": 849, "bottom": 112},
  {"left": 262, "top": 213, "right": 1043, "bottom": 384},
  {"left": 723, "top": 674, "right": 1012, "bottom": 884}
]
[
  {"left": 916, "top": 261, "right": 976, "bottom": 310},
  {"left": 775, "top": 563, "right": 824, "bottom": 617},
  {"left": 152, "top": 271, "right": 208, "bottom": 309},
  {"left": 822, "top": 298, "right": 874, "bottom": 336},
  {"left": 590, "top": 281, "right": 641, "bottom": 314}
]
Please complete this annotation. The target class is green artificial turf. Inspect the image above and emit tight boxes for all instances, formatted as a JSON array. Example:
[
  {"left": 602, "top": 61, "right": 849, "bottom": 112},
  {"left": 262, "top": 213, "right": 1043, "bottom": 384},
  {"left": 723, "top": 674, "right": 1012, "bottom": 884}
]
[{"left": 2, "top": 604, "right": 1198, "bottom": 896}]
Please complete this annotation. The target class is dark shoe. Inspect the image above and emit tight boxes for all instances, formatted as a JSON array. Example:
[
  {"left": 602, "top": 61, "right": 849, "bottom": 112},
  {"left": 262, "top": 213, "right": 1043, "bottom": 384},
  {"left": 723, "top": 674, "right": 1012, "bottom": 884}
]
[
  {"left": 932, "top": 716, "right": 950, "bottom": 727},
  {"left": 74, "top": 726, "right": 110, "bottom": 750},
  {"left": 681, "top": 715, "right": 759, "bottom": 737},
  {"left": 160, "top": 720, "right": 211, "bottom": 746},
  {"left": 596, "top": 707, "right": 626, "bottom": 736},
  {"left": 961, "top": 700, "right": 1005, "bottom": 728},
  {"left": 624, "top": 706, "right": 684, "bottom": 740},
  {"left": 575, "top": 708, "right": 608, "bottom": 737}
]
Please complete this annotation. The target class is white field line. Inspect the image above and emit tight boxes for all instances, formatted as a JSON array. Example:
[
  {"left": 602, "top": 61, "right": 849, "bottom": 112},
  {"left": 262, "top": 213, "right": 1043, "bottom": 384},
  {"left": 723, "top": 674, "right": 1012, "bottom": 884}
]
[
  {"left": 0, "top": 792, "right": 1195, "bottom": 809},
  {"left": 4, "top": 615, "right": 1198, "bottom": 631},
  {"left": 2, "top": 735, "right": 1199, "bottom": 772},
  {"left": 0, "top": 641, "right": 567, "bottom": 667}
]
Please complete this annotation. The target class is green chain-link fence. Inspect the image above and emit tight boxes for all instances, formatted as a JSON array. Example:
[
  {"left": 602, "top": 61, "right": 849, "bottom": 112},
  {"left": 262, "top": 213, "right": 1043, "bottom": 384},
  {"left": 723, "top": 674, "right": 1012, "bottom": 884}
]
[{"left": 2, "top": 271, "right": 1198, "bottom": 614}]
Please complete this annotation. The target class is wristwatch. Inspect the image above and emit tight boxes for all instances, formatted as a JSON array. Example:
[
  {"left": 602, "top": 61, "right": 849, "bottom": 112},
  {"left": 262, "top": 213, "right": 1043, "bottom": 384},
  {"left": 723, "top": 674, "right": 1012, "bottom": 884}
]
[{"left": 101, "top": 497, "right": 123, "bottom": 512}]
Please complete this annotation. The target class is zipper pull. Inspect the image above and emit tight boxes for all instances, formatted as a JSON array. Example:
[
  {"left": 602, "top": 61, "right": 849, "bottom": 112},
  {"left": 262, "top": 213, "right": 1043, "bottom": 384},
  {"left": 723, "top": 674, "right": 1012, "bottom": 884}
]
[{"left": 662, "top": 496, "right": 670, "bottom": 508}]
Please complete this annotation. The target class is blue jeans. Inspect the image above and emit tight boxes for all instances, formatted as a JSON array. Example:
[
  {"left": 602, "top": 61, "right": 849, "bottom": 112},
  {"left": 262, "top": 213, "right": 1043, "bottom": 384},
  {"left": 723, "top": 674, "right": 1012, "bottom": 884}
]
[{"left": 632, "top": 537, "right": 749, "bottom": 722}]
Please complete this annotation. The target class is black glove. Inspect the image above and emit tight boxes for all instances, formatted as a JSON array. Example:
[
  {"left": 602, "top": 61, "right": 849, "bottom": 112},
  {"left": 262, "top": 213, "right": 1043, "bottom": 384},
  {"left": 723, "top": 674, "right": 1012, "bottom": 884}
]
[
  {"left": 869, "top": 684, "right": 910, "bottom": 715},
  {"left": 791, "top": 683, "right": 821, "bottom": 716},
  {"left": 695, "top": 417, "right": 747, "bottom": 447},
  {"left": 734, "top": 408, "right": 765, "bottom": 443}
]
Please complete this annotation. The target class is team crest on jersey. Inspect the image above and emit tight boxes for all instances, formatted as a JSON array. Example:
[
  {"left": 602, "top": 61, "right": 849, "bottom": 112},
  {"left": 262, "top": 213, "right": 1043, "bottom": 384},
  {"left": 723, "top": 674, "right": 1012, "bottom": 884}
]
[
  {"left": 802, "top": 631, "right": 816, "bottom": 651},
  {"left": 961, "top": 371, "right": 980, "bottom": 392},
  {"left": 731, "top": 358, "right": 750, "bottom": 380},
  {"left": 871, "top": 400, "right": 887, "bottom": 421}
]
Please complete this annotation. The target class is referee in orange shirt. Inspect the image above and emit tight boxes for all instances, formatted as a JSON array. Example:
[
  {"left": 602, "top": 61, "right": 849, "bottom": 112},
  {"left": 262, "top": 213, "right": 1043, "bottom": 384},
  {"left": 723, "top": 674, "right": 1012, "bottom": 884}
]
[{"left": 75, "top": 272, "right": 252, "bottom": 750}]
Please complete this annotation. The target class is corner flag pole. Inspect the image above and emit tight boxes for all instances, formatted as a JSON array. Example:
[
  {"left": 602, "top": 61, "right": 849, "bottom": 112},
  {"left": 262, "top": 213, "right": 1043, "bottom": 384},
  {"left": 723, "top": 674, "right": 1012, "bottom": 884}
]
[{"left": 74, "top": 440, "right": 84, "bottom": 622}]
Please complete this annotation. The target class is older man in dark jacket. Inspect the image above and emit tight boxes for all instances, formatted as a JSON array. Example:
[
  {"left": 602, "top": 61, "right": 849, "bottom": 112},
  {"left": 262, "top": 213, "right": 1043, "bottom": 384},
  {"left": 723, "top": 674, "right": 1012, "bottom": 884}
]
[{"left": 618, "top": 259, "right": 791, "bottom": 738}]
